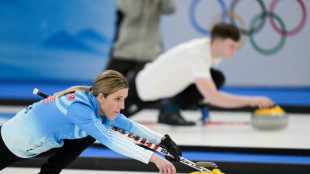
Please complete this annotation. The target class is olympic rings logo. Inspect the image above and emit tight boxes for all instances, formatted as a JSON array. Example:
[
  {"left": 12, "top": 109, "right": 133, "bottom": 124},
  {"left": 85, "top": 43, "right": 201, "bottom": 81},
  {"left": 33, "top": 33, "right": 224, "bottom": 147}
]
[{"left": 189, "top": 0, "right": 307, "bottom": 55}]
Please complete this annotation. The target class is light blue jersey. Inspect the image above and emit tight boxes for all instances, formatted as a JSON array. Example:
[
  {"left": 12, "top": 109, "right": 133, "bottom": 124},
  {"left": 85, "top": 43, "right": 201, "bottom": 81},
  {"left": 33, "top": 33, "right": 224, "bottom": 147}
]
[{"left": 1, "top": 90, "right": 163, "bottom": 164}]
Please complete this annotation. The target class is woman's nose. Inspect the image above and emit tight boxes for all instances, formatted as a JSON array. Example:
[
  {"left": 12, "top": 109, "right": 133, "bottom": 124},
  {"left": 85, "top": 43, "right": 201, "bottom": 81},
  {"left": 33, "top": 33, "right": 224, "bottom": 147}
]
[{"left": 119, "top": 101, "right": 125, "bottom": 109}]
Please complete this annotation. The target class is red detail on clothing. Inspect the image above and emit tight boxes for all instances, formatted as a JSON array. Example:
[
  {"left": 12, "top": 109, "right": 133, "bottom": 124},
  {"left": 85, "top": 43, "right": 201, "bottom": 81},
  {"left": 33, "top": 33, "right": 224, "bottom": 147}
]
[
  {"left": 134, "top": 136, "right": 140, "bottom": 141},
  {"left": 140, "top": 139, "right": 146, "bottom": 144},
  {"left": 153, "top": 145, "right": 159, "bottom": 150},
  {"left": 147, "top": 142, "right": 153, "bottom": 147},
  {"left": 67, "top": 93, "right": 76, "bottom": 101},
  {"left": 43, "top": 95, "right": 56, "bottom": 104}
]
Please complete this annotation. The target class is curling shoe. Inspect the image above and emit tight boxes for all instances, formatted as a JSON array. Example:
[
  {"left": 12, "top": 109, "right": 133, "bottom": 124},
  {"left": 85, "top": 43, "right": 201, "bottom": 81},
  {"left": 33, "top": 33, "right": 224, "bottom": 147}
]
[{"left": 158, "top": 111, "right": 196, "bottom": 126}]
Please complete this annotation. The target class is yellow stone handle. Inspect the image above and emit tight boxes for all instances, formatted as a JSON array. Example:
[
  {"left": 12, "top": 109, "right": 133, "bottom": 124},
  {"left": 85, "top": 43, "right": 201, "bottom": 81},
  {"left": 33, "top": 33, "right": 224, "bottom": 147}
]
[{"left": 254, "top": 105, "right": 285, "bottom": 115}]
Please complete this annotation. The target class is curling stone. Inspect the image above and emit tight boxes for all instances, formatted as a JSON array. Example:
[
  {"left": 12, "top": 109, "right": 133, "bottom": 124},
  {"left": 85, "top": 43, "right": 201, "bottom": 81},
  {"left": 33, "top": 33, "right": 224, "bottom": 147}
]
[{"left": 251, "top": 105, "right": 288, "bottom": 131}]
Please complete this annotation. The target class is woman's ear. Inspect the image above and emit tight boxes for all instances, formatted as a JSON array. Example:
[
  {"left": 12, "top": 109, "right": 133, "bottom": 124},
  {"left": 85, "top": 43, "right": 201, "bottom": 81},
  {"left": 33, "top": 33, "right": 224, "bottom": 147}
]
[{"left": 97, "top": 93, "right": 104, "bottom": 104}]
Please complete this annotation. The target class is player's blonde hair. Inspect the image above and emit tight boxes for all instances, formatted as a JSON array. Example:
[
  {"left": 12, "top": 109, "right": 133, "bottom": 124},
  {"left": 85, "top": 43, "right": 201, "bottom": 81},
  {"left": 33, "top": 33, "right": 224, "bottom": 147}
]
[{"left": 55, "top": 70, "right": 128, "bottom": 97}]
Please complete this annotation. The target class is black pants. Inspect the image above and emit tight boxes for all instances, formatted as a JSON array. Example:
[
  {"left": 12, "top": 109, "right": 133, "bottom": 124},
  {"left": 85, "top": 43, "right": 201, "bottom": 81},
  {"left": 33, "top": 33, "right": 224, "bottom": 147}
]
[
  {"left": 174, "top": 68, "right": 225, "bottom": 109},
  {"left": 38, "top": 136, "right": 95, "bottom": 174},
  {"left": 0, "top": 126, "right": 95, "bottom": 173},
  {"left": 122, "top": 68, "right": 225, "bottom": 117},
  {"left": 105, "top": 58, "right": 147, "bottom": 80}
]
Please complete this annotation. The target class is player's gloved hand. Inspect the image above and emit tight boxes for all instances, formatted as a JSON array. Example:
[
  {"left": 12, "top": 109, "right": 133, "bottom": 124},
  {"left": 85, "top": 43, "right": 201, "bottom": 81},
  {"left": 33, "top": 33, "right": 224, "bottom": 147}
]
[{"left": 159, "top": 134, "right": 182, "bottom": 162}]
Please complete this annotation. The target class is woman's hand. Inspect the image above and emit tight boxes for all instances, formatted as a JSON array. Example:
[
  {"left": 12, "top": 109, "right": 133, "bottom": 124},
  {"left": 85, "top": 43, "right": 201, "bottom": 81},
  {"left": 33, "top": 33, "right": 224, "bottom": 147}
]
[
  {"left": 159, "top": 134, "right": 182, "bottom": 162},
  {"left": 250, "top": 96, "right": 274, "bottom": 109},
  {"left": 150, "top": 153, "right": 176, "bottom": 174}
]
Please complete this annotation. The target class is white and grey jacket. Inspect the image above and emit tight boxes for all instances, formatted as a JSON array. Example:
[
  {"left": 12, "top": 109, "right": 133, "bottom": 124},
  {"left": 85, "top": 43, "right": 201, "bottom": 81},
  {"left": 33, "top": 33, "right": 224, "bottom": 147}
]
[{"left": 112, "top": 0, "right": 176, "bottom": 62}]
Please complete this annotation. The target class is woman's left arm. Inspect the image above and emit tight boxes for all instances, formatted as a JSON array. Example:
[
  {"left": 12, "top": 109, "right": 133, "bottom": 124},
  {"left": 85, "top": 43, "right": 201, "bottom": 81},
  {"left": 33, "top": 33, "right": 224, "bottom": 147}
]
[
  {"left": 113, "top": 113, "right": 182, "bottom": 162},
  {"left": 112, "top": 113, "right": 163, "bottom": 145}
]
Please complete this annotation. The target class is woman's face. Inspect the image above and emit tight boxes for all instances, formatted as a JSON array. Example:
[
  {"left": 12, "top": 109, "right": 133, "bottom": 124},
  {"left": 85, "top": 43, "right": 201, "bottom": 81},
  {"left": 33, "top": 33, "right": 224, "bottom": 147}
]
[{"left": 96, "top": 88, "right": 128, "bottom": 120}]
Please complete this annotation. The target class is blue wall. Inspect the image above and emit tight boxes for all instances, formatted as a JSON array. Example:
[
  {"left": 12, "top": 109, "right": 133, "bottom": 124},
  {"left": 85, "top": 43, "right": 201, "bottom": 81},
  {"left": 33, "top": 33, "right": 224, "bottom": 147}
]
[{"left": 0, "top": 0, "right": 116, "bottom": 82}]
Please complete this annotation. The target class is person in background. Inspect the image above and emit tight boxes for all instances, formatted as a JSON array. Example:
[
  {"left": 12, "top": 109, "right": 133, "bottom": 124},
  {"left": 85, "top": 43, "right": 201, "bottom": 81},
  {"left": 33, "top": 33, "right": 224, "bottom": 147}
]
[
  {"left": 0, "top": 70, "right": 181, "bottom": 174},
  {"left": 121, "top": 23, "right": 274, "bottom": 126},
  {"left": 106, "top": 0, "right": 176, "bottom": 80}
]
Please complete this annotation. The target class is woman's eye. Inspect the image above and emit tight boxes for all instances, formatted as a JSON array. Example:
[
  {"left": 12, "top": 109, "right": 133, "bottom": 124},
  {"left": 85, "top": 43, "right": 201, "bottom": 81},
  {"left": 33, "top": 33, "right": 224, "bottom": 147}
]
[{"left": 115, "top": 98, "right": 120, "bottom": 101}]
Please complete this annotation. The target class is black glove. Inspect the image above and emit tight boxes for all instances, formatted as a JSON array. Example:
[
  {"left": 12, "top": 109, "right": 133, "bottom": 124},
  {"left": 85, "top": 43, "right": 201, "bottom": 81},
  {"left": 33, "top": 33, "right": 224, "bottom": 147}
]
[{"left": 159, "top": 134, "right": 182, "bottom": 162}]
